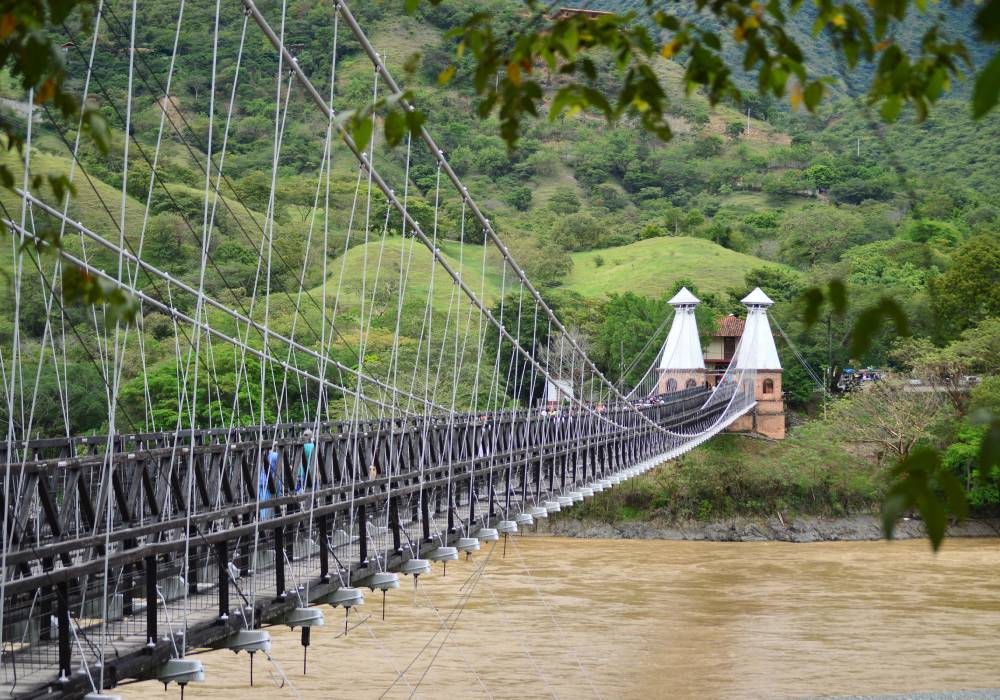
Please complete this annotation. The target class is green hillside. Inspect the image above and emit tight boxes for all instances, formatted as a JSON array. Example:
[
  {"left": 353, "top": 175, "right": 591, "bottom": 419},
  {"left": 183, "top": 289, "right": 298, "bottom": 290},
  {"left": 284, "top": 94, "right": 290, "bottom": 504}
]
[
  {"left": 0, "top": 0, "right": 997, "bottom": 441},
  {"left": 596, "top": 0, "right": 992, "bottom": 100},
  {"left": 564, "top": 237, "right": 783, "bottom": 298}
]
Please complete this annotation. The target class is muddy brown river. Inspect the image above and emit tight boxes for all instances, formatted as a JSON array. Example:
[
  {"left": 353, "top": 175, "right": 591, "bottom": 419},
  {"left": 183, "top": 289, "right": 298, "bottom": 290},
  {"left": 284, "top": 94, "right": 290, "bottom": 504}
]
[{"left": 117, "top": 537, "right": 1000, "bottom": 699}]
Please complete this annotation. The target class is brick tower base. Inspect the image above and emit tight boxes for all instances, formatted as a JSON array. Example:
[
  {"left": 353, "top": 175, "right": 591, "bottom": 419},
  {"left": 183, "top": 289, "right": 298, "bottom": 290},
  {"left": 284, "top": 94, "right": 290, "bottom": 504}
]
[
  {"left": 656, "top": 369, "right": 707, "bottom": 394},
  {"left": 726, "top": 370, "right": 785, "bottom": 439}
]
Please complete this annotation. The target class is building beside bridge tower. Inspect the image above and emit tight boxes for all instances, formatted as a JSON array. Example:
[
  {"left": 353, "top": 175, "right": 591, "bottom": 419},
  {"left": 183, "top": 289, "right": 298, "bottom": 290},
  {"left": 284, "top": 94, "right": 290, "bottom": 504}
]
[
  {"left": 727, "top": 287, "right": 785, "bottom": 439},
  {"left": 656, "top": 287, "right": 706, "bottom": 394},
  {"left": 705, "top": 313, "right": 744, "bottom": 384}
]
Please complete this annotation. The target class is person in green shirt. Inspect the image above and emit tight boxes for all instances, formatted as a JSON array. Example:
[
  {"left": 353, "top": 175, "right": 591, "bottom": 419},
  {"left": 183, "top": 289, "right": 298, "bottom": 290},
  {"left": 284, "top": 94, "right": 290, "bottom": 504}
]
[{"left": 297, "top": 429, "right": 315, "bottom": 493}]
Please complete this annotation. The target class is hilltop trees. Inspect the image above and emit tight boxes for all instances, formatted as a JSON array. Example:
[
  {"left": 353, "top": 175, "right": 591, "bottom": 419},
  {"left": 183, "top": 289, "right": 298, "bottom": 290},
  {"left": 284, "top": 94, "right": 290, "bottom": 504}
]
[
  {"left": 778, "top": 206, "right": 872, "bottom": 267},
  {"left": 504, "top": 186, "right": 533, "bottom": 211},
  {"left": 548, "top": 187, "right": 581, "bottom": 215},
  {"left": 930, "top": 233, "right": 1000, "bottom": 339},
  {"left": 552, "top": 212, "right": 602, "bottom": 251},
  {"left": 596, "top": 292, "right": 672, "bottom": 388},
  {"left": 831, "top": 380, "right": 954, "bottom": 464}
]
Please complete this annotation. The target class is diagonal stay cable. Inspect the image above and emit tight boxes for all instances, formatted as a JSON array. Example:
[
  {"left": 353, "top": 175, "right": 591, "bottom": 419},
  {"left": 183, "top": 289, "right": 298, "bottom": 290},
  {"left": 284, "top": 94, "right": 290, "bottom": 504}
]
[
  {"left": 78, "top": 3, "right": 375, "bottom": 381},
  {"left": 241, "top": 0, "right": 647, "bottom": 437},
  {"left": 21, "top": 190, "right": 442, "bottom": 415},
  {"left": 52, "top": 29, "right": 381, "bottom": 412},
  {"left": 349, "top": 606, "right": 422, "bottom": 698},
  {"left": 505, "top": 535, "right": 604, "bottom": 700},
  {"left": 377, "top": 545, "right": 495, "bottom": 699},
  {"left": 7, "top": 222, "right": 408, "bottom": 417},
  {"left": 334, "top": 0, "right": 681, "bottom": 436},
  {"left": 406, "top": 544, "right": 496, "bottom": 699}
]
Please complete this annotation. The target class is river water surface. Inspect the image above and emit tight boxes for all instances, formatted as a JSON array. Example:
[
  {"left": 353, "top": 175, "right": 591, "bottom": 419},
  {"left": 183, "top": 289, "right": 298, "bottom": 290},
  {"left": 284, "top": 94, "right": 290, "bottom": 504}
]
[{"left": 118, "top": 537, "right": 1000, "bottom": 699}]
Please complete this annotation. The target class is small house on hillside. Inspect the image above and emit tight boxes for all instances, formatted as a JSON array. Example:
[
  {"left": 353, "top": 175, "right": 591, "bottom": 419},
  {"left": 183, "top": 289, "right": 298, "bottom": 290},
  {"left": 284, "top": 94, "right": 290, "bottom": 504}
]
[
  {"left": 543, "top": 379, "right": 574, "bottom": 409},
  {"left": 705, "top": 314, "right": 744, "bottom": 384},
  {"left": 549, "top": 7, "right": 614, "bottom": 20}
]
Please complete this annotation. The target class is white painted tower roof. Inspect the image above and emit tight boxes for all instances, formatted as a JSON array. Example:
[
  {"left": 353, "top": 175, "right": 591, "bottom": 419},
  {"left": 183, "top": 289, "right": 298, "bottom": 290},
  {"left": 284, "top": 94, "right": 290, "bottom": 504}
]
[
  {"left": 668, "top": 287, "right": 700, "bottom": 306},
  {"left": 659, "top": 288, "right": 705, "bottom": 370},
  {"left": 734, "top": 288, "right": 781, "bottom": 370},
  {"left": 741, "top": 287, "right": 774, "bottom": 306}
]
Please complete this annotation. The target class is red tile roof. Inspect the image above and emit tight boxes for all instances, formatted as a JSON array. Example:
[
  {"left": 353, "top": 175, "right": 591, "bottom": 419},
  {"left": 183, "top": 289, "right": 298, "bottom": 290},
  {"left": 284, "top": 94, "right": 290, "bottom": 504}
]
[{"left": 716, "top": 315, "right": 745, "bottom": 337}]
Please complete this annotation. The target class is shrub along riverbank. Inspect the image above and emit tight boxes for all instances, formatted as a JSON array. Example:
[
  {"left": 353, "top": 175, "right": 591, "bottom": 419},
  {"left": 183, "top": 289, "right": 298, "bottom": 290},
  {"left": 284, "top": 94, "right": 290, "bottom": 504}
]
[
  {"left": 559, "top": 366, "right": 1000, "bottom": 530},
  {"left": 545, "top": 419, "right": 1000, "bottom": 541},
  {"left": 560, "top": 422, "right": 882, "bottom": 525}
]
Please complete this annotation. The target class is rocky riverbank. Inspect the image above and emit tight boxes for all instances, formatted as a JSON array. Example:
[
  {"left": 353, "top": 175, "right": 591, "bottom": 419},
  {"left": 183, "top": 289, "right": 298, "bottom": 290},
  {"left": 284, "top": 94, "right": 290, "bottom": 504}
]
[{"left": 532, "top": 514, "right": 1000, "bottom": 542}]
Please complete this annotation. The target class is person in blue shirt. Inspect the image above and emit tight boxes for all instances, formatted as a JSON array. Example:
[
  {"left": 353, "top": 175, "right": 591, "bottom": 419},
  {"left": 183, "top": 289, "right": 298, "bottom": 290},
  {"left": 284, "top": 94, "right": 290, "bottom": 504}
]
[{"left": 261, "top": 441, "right": 280, "bottom": 519}]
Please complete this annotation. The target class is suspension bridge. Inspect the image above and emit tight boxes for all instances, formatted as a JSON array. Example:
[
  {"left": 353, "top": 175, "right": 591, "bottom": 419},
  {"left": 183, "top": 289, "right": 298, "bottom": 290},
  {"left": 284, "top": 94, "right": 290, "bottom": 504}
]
[{"left": 0, "top": 1, "right": 783, "bottom": 697}]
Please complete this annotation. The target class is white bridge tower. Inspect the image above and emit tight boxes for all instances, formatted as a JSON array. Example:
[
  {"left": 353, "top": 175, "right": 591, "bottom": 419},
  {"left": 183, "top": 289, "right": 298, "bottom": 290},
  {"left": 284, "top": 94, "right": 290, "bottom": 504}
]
[{"left": 656, "top": 287, "right": 706, "bottom": 393}]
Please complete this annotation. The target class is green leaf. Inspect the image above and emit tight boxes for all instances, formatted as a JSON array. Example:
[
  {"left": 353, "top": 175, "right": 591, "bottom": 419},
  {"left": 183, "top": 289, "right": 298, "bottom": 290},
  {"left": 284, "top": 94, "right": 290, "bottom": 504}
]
[
  {"left": 402, "top": 52, "right": 422, "bottom": 79},
  {"left": 61, "top": 266, "right": 139, "bottom": 327},
  {"left": 438, "top": 64, "right": 456, "bottom": 86},
  {"left": 383, "top": 108, "right": 406, "bottom": 147},
  {"left": 879, "top": 297, "right": 910, "bottom": 337},
  {"left": 843, "top": 40, "right": 860, "bottom": 68},
  {"left": 83, "top": 109, "right": 109, "bottom": 154},
  {"left": 850, "top": 306, "right": 882, "bottom": 359},
  {"left": 979, "top": 417, "right": 1000, "bottom": 472},
  {"left": 404, "top": 0, "right": 421, "bottom": 15},
  {"left": 972, "top": 52, "right": 1000, "bottom": 119},
  {"left": 803, "top": 80, "right": 823, "bottom": 111},
  {"left": 801, "top": 286, "right": 824, "bottom": 327},
  {"left": 827, "top": 279, "right": 847, "bottom": 316},
  {"left": 549, "top": 86, "right": 587, "bottom": 119},
  {"left": 890, "top": 445, "right": 940, "bottom": 479},
  {"left": 351, "top": 114, "right": 373, "bottom": 152},
  {"left": 47, "top": 173, "right": 75, "bottom": 202},
  {"left": 28, "top": 222, "right": 63, "bottom": 250},
  {"left": 975, "top": 0, "right": 1000, "bottom": 42},
  {"left": 560, "top": 23, "right": 579, "bottom": 60},
  {"left": 811, "top": 14, "right": 825, "bottom": 36},
  {"left": 477, "top": 94, "right": 496, "bottom": 119},
  {"left": 882, "top": 447, "right": 963, "bottom": 552},
  {"left": 937, "top": 471, "right": 968, "bottom": 522},
  {"left": 657, "top": 14, "right": 680, "bottom": 31},
  {"left": 880, "top": 95, "right": 902, "bottom": 122},
  {"left": 405, "top": 107, "right": 427, "bottom": 135},
  {"left": 881, "top": 492, "right": 907, "bottom": 540},
  {"left": 919, "top": 490, "right": 946, "bottom": 551},
  {"left": 927, "top": 67, "right": 946, "bottom": 102},
  {"left": 851, "top": 297, "right": 910, "bottom": 359}
]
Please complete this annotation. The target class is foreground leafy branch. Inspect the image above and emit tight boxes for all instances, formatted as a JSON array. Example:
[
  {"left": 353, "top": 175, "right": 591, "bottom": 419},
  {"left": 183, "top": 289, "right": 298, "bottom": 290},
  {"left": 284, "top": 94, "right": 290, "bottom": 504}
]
[
  {"left": 0, "top": 0, "right": 134, "bottom": 323},
  {"left": 388, "top": 0, "right": 1000, "bottom": 151},
  {"left": 803, "top": 279, "right": 999, "bottom": 550}
]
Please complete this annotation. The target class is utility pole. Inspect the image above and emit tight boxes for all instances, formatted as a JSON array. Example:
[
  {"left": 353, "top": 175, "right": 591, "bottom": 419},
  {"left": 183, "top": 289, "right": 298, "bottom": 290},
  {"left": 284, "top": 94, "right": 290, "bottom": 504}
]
[
  {"left": 619, "top": 338, "right": 624, "bottom": 388},
  {"left": 827, "top": 313, "right": 833, "bottom": 386},
  {"left": 856, "top": 136, "right": 860, "bottom": 158},
  {"left": 746, "top": 107, "right": 751, "bottom": 136},
  {"left": 826, "top": 312, "right": 833, "bottom": 419}
]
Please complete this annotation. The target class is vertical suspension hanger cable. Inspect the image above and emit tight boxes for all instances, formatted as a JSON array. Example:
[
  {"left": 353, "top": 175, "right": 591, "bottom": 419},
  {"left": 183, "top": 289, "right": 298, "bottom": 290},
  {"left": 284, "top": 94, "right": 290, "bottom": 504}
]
[
  {"left": 96, "top": 0, "right": 139, "bottom": 680},
  {"left": 0, "top": 81, "right": 33, "bottom": 668},
  {"left": 179, "top": 0, "right": 223, "bottom": 662},
  {"left": 303, "top": 8, "right": 344, "bottom": 599},
  {"left": 250, "top": 0, "right": 290, "bottom": 630}
]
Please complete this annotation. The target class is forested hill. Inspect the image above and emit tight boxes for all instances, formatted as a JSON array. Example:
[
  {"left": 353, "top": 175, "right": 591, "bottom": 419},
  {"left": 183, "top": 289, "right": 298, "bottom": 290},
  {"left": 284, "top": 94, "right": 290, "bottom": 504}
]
[
  {"left": 0, "top": 0, "right": 997, "bottom": 444},
  {"left": 595, "top": 0, "right": 994, "bottom": 99}
]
